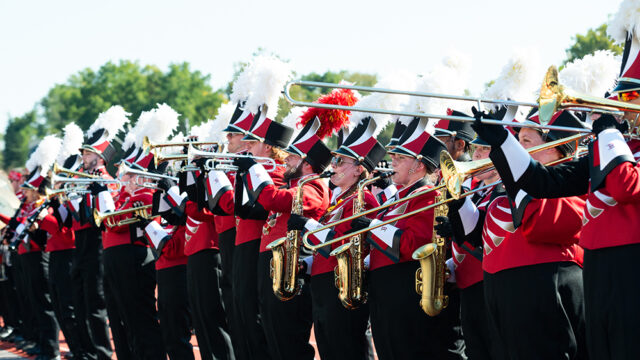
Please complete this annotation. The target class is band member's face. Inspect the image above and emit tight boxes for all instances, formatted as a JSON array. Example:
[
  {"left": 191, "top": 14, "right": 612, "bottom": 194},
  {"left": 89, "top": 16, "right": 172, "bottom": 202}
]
[
  {"left": 390, "top": 153, "right": 420, "bottom": 186},
  {"left": 437, "top": 135, "right": 455, "bottom": 156},
  {"left": 82, "top": 151, "right": 101, "bottom": 171},
  {"left": 122, "top": 173, "right": 138, "bottom": 193},
  {"left": 518, "top": 128, "right": 562, "bottom": 164},
  {"left": 619, "top": 91, "right": 640, "bottom": 128},
  {"left": 472, "top": 145, "right": 498, "bottom": 181},
  {"left": 246, "top": 141, "right": 270, "bottom": 158},
  {"left": 24, "top": 188, "right": 39, "bottom": 202},
  {"left": 226, "top": 133, "right": 246, "bottom": 153},
  {"left": 330, "top": 155, "right": 360, "bottom": 188},
  {"left": 284, "top": 154, "right": 304, "bottom": 180}
]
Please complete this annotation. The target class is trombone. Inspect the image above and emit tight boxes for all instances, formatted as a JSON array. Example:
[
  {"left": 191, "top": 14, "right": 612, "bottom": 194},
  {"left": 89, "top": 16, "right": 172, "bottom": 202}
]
[
  {"left": 284, "top": 66, "right": 640, "bottom": 132},
  {"left": 185, "top": 145, "right": 284, "bottom": 172},
  {"left": 93, "top": 205, "right": 156, "bottom": 228},
  {"left": 118, "top": 163, "right": 178, "bottom": 190},
  {"left": 142, "top": 136, "right": 221, "bottom": 153},
  {"left": 53, "top": 163, "right": 100, "bottom": 179}
]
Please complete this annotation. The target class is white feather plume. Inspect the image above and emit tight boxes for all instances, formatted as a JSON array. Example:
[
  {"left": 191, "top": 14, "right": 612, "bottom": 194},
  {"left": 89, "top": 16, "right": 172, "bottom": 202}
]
[
  {"left": 560, "top": 50, "right": 621, "bottom": 96},
  {"left": 400, "top": 52, "right": 473, "bottom": 127},
  {"left": 56, "top": 123, "right": 84, "bottom": 164},
  {"left": 349, "top": 71, "right": 420, "bottom": 136},
  {"left": 214, "top": 102, "right": 238, "bottom": 128},
  {"left": 281, "top": 106, "right": 308, "bottom": 140},
  {"left": 243, "top": 55, "right": 293, "bottom": 119},
  {"left": 122, "top": 110, "right": 152, "bottom": 151},
  {"left": 26, "top": 135, "right": 62, "bottom": 172},
  {"left": 87, "top": 105, "right": 131, "bottom": 140},
  {"left": 607, "top": 0, "right": 640, "bottom": 43},
  {"left": 482, "top": 49, "right": 541, "bottom": 112},
  {"left": 144, "top": 104, "right": 180, "bottom": 144},
  {"left": 230, "top": 62, "right": 256, "bottom": 105}
]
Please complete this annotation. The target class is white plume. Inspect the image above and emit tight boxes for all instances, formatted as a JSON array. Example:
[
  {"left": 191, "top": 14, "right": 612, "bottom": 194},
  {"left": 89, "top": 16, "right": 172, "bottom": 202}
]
[
  {"left": 122, "top": 110, "right": 152, "bottom": 151},
  {"left": 607, "top": 0, "right": 640, "bottom": 43},
  {"left": 560, "top": 50, "right": 621, "bottom": 96},
  {"left": 401, "top": 51, "right": 473, "bottom": 126},
  {"left": 145, "top": 104, "right": 180, "bottom": 143},
  {"left": 26, "top": 135, "right": 62, "bottom": 172},
  {"left": 243, "top": 55, "right": 293, "bottom": 119},
  {"left": 281, "top": 106, "right": 308, "bottom": 140},
  {"left": 349, "top": 71, "right": 420, "bottom": 136},
  {"left": 230, "top": 62, "right": 256, "bottom": 105},
  {"left": 214, "top": 101, "right": 238, "bottom": 128},
  {"left": 482, "top": 49, "right": 541, "bottom": 112},
  {"left": 87, "top": 105, "right": 131, "bottom": 140},
  {"left": 56, "top": 123, "right": 84, "bottom": 164}
]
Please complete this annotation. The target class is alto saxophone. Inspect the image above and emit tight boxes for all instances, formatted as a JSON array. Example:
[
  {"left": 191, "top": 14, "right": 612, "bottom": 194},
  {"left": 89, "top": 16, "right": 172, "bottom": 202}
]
[
  {"left": 267, "top": 171, "right": 333, "bottom": 301},
  {"left": 412, "top": 189, "right": 449, "bottom": 316},
  {"left": 330, "top": 173, "right": 391, "bottom": 309}
]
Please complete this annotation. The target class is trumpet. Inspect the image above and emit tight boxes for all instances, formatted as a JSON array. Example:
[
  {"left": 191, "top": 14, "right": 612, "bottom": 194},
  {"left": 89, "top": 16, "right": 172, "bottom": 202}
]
[
  {"left": 51, "top": 174, "right": 124, "bottom": 192},
  {"left": 142, "top": 136, "right": 221, "bottom": 153},
  {"left": 285, "top": 65, "right": 640, "bottom": 132},
  {"left": 44, "top": 187, "right": 67, "bottom": 200},
  {"left": 152, "top": 153, "right": 188, "bottom": 168},
  {"left": 93, "top": 205, "right": 156, "bottom": 228},
  {"left": 118, "top": 163, "right": 178, "bottom": 190},
  {"left": 185, "top": 145, "right": 284, "bottom": 172},
  {"left": 53, "top": 163, "right": 100, "bottom": 179}
]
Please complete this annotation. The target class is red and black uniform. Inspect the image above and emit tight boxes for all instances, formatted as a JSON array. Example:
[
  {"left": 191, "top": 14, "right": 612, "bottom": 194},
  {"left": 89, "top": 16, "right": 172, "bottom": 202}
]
[
  {"left": 364, "top": 179, "right": 454, "bottom": 360},
  {"left": 0, "top": 199, "right": 25, "bottom": 339},
  {"left": 15, "top": 200, "right": 61, "bottom": 358},
  {"left": 100, "top": 187, "right": 165, "bottom": 360},
  {"left": 183, "top": 199, "right": 234, "bottom": 360},
  {"left": 69, "top": 165, "right": 113, "bottom": 360},
  {"left": 447, "top": 181, "right": 503, "bottom": 360},
  {"left": 232, "top": 163, "right": 285, "bottom": 360},
  {"left": 304, "top": 187, "right": 378, "bottom": 360},
  {"left": 39, "top": 200, "right": 83, "bottom": 357},
  {"left": 486, "top": 129, "right": 638, "bottom": 359},
  {"left": 253, "top": 172, "right": 329, "bottom": 360}
]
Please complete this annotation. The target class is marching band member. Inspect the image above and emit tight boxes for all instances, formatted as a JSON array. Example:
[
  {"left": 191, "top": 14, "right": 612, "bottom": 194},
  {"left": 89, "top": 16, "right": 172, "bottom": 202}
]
[
  {"left": 17, "top": 136, "right": 62, "bottom": 360},
  {"left": 435, "top": 111, "right": 476, "bottom": 162},
  {"left": 474, "top": 109, "right": 588, "bottom": 359},
  {"left": 73, "top": 106, "right": 129, "bottom": 360},
  {"left": 349, "top": 116, "right": 448, "bottom": 359},
  {"left": 288, "top": 112, "right": 383, "bottom": 360}
]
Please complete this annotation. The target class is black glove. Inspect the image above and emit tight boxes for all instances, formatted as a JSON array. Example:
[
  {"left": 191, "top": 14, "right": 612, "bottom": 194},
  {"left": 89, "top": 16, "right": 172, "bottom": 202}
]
[
  {"left": 348, "top": 217, "right": 373, "bottom": 234},
  {"left": 287, "top": 214, "right": 309, "bottom": 232},
  {"left": 446, "top": 191, "right": 468, "bottom": 213},
  {"left": 49, "top": 197, "right": 60, "bottom": 210},
  {"left": 434, "top": 216, "right": 453, "bottom": 238},
  {"left": 88, "top": 182, "right": 108, "bottom": 196},
  {"left": 233, "top": 156, "right": 257, "bottom": 173},
  {"left": 592, "top": 114, "right": 629, "bottom": 135},
  {"left": 157, "top": 178, "right": 176, "bottom": 192},
  {"left": 372, "top": 175, "right": 393, "bottom": 189},
  {"left": 8, "top": 218, "right": 19, "bottom": 231},
  {"left": 470, "top": 106, "right": 509, "bottom": 147},
  {"left": 135, "top": 215, "right": 152, "bottom": 229},
  {"left": 192, "top": 158, "right": 208, "bottom": 172}
]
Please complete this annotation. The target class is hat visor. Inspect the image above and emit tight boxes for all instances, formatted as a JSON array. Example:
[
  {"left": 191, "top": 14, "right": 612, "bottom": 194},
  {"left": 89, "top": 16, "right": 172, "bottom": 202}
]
[
  {"left": 241, "top": 133, "right": 262, "bottom": 142},
  {"left": 223, "top": 124, "right": 245, "bottom": 134},
  {"left": 470, "top": 138, "right": 490, "bottom": 146},
  {"left": 79, "top": 145, "right": 106, "bottom": 160},
  {"left": 612, "top": 80, "right": 640, "bottom": 94},
  {"left": 283, "top": 145, "right": 305, "bottom": 158},
  {"left": 331, "top": 147, "right": 360, "bottom": 162}
]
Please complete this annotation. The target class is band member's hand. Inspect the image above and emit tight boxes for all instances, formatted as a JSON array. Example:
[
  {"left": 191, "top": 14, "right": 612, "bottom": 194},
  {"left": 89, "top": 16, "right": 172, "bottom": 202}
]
[
  {"left": 8, "top": 218, "right": 19, "bottom": 231},
  {"left": 470, "top": 106, "right": 508, "bottom": 147},
  {"left": 592, "top": 114, "right": 629, "bottom": 135},
  {"left": 88, "top": 182, "right": 108, "bottom": 196},
  {"left": 372, "top": 175, "right": 393, "bottom": 190},
  {"left": 135, "top": 215, "right": 152, "bottom": 228},
  {"left": 157, "top": 178, "right": 176, "bottom": 192},
  {"left": 49, "top": 197, "right": 60, "bottom": 210},
  {"left": 287, "top": 214, "right": 309, "bottom": 232},
  {"left": 434, "top": 216, "right": 453, "bottom": 238},
  {"left": 445, "top": 191, "right": 468, "bottom": 213},
  {"left": 348, "top": 217, "right": 373, "bottom": 234},
  {"left": 233, "top": 156, "right": 257, "bottom": 172}
]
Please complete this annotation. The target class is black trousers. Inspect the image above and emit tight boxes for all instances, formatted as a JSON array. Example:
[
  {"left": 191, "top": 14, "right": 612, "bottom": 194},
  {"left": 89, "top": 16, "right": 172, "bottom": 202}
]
[
  {"left": 584, "top": 244, "right": 640, "bottom": 360},
  {"left": 157, "top": 264, "right": 195, "bottom": 360},
  {"left": 218, "top": 228, "right": 243, "bottom": 357},
  {"left": 231, "top": 240, "right": 270, "bottom": 360},
  {"left": 310, "top": 272, "right": 373, "bottom": 360},
  {"left": 10, "top": 256, "right": 35, "bottom": 341},
  {"left": 49, "top": 249, "right": 82, "bottom": 356},
  {"left": 71, "top": 227, "right": 112, "bottom": 360},
  {"left": 104, "top": 275, "right": 132, "bottom": 360},
  {"left": 368, "top": 261, "right": 463, "bottom": 360},
  {"left": 0, "top": 260, "right": 21, "bottom": 330},
  {"left": 257, "top": 251, "right": 314, "bottom": 360},
  {"left": 20, "top": 251, "right": 59, "bottom": 357},
  {"left": 484, "top": 262, "right": 586, "bottom": 360},
  {"left": 460, "top": 282, "right": 502, "bottom": 360},
  {"left": 103, "top": 245, "right": 165, "bottom": 360},
  {"left": 187, "top": 249, "right": 234, "bottom": 360}
]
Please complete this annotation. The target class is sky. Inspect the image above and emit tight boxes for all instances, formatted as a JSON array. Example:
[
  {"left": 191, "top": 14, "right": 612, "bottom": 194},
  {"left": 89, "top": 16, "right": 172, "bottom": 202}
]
[{"left": 0, "top": 0, "right": 623, "bottom": 133}]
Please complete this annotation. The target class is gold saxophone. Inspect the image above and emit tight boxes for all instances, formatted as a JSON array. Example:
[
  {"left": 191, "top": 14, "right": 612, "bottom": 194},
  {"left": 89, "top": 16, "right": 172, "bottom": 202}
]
[
  {"left": 412, "top": 189, "right": 449, "bottom": 316},
  {"left": 330, "top": 174, "right": 390, "bottom": 309},
  {"left": 267, "top": 171, "right": 333, "bottom": 301}
]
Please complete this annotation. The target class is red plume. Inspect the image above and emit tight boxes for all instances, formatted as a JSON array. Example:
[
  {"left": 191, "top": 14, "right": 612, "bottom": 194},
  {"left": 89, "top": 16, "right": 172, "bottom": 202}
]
[{"left": 298, "top": 88, "right": 358, "bottom": 140}]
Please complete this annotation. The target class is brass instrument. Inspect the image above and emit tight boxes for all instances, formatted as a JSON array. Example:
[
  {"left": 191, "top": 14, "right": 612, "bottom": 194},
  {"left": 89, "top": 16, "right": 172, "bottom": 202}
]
[
  {"left": 118, "top": 163, "right": 178, "bottom": 190},
  {"left": 284, "top": 66, "right": 640, "bottom": 131},
  {"left": 50, "top": 175, "right": 123, "bottom": 194},
  {"left": 266, "top": 171, "right": 334, "bottom": 301},
  {"left": 186, "top": 145, "right": 284, "bottom": 172},
  {"left": 53, "top": 163, "right": 100, "bottom": 179},
  {"left": 413, "top": 190, "right": 449, "bottom": 316},
  {"left": 44, "top": 187, "right": 67, "bottom": 201},
  {"left": 330, "top": 173, "right": 393, "bottom": 309},
  {"left": 152, "top": 153, "right": 189, "bottom": 167},
  {"left": 142, "top": 136, "right": 220, "bottom": 152},
  {"left": 93, "top": 204, "right": 155, "bottom": 228}
]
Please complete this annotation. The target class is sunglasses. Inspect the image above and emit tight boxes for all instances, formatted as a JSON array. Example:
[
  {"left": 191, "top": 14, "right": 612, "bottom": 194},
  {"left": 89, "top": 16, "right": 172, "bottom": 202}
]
[
  {"left": 618, "top": 90, "right": 640, "bottom": 102},
  {"left": 331, "top": 156, "right": 358, "bottom": 168}
]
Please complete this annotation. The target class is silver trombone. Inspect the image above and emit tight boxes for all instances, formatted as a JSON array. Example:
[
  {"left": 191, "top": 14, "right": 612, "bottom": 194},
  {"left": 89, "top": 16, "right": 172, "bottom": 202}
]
[
  {"left": 118, "top": 163, "right": 179, "bottom": 190},
  {"left": 185, "top": 144, "right": 285, "bottom": 172},
  {"left": 284, "top": 66, "right": 640, "bottom": 133}
]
